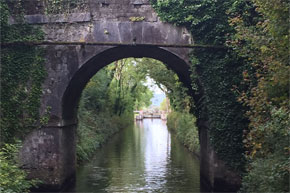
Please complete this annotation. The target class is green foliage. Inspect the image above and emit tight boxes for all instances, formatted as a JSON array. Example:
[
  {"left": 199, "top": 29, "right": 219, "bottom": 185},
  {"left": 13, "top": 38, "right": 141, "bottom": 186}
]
[
  {"left": 151, "top": 0, "right": 234, "bottom": 45},
  {"left": 191, "top": 50, "right": 248, "bottom": 171},
  {"left": 129, "top": 16, "right": 145, "bottom": 22},
  {"left": 76, "top": 111, "right": 133, "bottom": 163},
  {"left": 0, "top": 143, "right": 39, "bottom": 192},
  {"left": 239, "top": 107, "right": 289, "bottom": 193},
  {"left": 108, "top": 58, "right": 153, "bottom": 114},
  {"left": 0, "top": 2, "right": 46, "bottom": 190},
  {"left": 135, "top": 58, "right": 193, "bottom": 112},
  {"left": 135, "top": 55, "right": 199, "bottom": 158},
  {"left": 44, "top": 0, "right": 87, "bottom": 14},
  {"left": 159, "top": 98, "right": 168, "bottom": 111},
  {"left": 79, "top": 67, "right": 112, "bottom": 113},
  {"left": 167, "top": 111, "right": 200, "bottom": 152},
  {"left": 77, "top": 58, "right": 196, "bottom": 164},
  {"left": 240, "top": 155, "right": 289, "bottom": 193},
  {"left": 0, "top": 1, "right": 46, "bottom": 143}
]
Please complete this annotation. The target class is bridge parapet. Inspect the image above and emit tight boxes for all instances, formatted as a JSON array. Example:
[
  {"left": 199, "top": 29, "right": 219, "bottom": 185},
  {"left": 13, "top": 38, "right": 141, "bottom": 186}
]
[
  {"left": 9, "top": 0, "right": 192, "bottom": 45},
  {"left": 9, "top": 0, "right": 158, "bottom": 23}
]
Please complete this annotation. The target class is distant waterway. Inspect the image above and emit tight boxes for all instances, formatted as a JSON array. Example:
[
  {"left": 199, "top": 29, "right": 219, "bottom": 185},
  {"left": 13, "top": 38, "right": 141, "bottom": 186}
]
[{"left": 66, "top": 119, "right": 201, "bottom": 192}]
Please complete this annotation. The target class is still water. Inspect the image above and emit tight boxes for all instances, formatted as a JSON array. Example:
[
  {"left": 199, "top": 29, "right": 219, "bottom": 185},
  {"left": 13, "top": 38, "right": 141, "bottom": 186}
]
[{"left": 68, "top": 119, "right": 200, "bottom": 192}]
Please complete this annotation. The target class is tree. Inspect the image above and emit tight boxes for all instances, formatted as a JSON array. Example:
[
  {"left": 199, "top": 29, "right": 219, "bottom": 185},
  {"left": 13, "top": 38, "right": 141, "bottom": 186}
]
[{"left": 229, "top": 0, "right": 289, "bottom": 191}]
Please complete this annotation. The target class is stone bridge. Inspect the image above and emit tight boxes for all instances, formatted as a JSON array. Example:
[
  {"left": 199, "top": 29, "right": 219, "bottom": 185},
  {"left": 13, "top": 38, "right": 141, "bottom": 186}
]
[{"left": 12, "top": 0, "right": 240, "bottom": 191}]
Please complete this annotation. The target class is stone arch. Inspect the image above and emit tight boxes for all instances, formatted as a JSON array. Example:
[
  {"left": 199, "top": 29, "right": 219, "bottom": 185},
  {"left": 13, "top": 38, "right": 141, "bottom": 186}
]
[
  {"left": 20, "top": 44, "right": 193, "bottom": 191},
  {"left": 62, "top": 45, "right": 192, "bottom": 122}
]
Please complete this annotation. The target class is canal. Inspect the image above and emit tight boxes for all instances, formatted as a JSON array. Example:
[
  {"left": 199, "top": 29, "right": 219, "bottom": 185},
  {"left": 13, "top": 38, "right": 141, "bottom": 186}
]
[{"left": 67, "top": 119, "right": 201, "bottom": 192}]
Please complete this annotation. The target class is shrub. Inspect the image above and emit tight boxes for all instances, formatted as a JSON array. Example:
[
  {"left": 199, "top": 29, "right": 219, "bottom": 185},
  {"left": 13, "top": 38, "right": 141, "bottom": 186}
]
[
  {"left": 76, "top": 111, "right": 134, "bottom": 164},
  {"left": 167, "top": 111, "right": 200, "bottom": 153},
  {"left": 0, "top": 143, "right": 38, "bottom": 193},
  {"left": 240, "top": 107, "right": 290, "bottom": 192}
]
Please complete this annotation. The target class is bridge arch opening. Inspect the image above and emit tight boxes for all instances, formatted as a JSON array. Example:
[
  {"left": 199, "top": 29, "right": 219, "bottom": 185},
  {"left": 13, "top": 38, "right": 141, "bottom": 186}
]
[
  {"left": 62, "top": 45, "right": 193, "bottom": 123},
  {"left": 58, "top": 45, "right": 197, "bottom": 190}
]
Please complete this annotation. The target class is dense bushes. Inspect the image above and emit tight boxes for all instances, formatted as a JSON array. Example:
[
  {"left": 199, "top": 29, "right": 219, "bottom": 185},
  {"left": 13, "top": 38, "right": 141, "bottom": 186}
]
[
  {"left": 0, "top": 143, "right": 39, "bottom": 192},
  {"left": 239, "top": 107, "right": 289, "bottom": 192},
  {"left": 167, "top": 111, "right": 199, "bottom": 153}
]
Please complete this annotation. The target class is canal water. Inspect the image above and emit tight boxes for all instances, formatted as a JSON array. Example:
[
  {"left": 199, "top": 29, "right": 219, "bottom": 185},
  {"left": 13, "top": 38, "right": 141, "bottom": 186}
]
[{"left": 68, "top": 119, "right": 201, "bottom": 192}]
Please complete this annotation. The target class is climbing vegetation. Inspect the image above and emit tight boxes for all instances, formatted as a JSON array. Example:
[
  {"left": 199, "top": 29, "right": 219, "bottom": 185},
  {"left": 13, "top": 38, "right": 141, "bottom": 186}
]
[
  {"left": 0, "top": 2, "right": 46, "bottom": 190},
  {"left": 0, "top": 1, "right": 46, "bottom": 143},
  {"left": 43, "top": 0, "right": 88, "bottom": 14}
]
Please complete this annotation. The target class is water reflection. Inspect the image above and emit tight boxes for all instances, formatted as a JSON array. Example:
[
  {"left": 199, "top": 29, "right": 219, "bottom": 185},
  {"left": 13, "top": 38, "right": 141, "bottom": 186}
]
[
  {"left": 67, "top": 119, "right": 200, "bottom": 192},
  {"left": 143, "top": 119, "right": 170, "bottom": 192}
]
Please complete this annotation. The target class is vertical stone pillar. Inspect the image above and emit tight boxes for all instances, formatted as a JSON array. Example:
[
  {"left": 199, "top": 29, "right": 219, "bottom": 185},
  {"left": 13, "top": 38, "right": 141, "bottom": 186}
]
[
  {"left": 199, "top": 124, "right": 215, "bottom": 189},
  {"left": 20, "top": 124, "right": 76, "bottom": 190},
  {"left": 199, "top": 121, "right": 241, "bottom": 192}
]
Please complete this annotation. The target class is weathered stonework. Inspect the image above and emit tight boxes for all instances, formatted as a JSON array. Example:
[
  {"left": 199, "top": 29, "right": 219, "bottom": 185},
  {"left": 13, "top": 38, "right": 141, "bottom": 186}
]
[
  {"left": 20, "top": 126, "right": 76, "bottom": 190},
  {"left": 199, "top": 123, "right": 241, "bottom": 191},
  {"left": 15, "top": 0, "right": 240, "bottom": 191}
]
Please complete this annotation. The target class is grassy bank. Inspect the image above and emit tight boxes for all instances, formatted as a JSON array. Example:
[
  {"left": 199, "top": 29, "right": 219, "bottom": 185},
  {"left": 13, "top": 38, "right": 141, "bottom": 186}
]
[
  {"left": 167, "top": 111, "right": 200, "bottom": 154},
  {"left": 76, "top": 111, "right": 133, "bottom": 164}
]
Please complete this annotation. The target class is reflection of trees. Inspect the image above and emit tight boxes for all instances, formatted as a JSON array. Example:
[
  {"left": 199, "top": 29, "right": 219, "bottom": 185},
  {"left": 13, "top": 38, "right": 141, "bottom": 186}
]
[
  {"left": 102, "top": 123, "right": 147, "bottom": 191},
  {"left": 75, "top": 120, "right": 201, "bottom": 192},
  {"left": 163, "top": 132, "right": 200, "bottom": 192}
]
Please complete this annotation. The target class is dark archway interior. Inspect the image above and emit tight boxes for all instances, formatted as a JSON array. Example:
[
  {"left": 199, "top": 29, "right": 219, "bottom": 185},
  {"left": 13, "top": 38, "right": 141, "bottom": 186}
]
[{"left": 62, "top": 46, "right": 192, "bottom": 121}]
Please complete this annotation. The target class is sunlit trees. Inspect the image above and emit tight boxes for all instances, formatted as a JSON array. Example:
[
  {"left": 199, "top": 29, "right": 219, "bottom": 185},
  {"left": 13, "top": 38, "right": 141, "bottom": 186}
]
[
  {"left": 108, "top": 58, "right": 153, "bottom": 115},
  {"left": 134, "top": 58, "right": 194, "bottom": 112}
]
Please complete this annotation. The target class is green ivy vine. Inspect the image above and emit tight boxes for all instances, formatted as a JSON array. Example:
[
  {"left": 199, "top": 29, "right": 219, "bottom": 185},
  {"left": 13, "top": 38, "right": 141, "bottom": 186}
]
[{"left": 0, "top": 1, "right": 47, "bottom": 143}]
